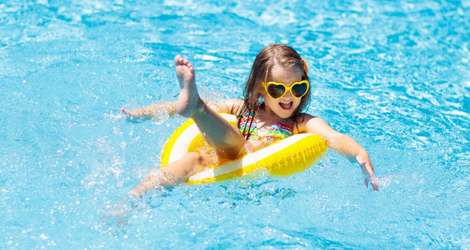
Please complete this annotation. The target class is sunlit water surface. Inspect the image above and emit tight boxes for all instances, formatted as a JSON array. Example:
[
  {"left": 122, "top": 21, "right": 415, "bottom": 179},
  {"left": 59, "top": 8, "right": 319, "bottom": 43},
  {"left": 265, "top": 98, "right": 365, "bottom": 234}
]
[{"left": 1, "top": 0, "right": 469, "bottom": 249}]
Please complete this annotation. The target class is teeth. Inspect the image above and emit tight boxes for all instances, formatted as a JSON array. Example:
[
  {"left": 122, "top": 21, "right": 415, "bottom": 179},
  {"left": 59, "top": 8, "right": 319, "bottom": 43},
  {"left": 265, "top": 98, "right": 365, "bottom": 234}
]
[{"left": 280, "top": 102, "right": 292, "bottom": 109}]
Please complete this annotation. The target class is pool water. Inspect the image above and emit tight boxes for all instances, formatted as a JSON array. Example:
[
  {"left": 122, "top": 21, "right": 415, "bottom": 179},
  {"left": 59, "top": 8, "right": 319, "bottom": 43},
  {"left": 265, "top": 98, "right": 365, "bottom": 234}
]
[{"left": 1, "top": 0, "right": 469, "bottom": 248}]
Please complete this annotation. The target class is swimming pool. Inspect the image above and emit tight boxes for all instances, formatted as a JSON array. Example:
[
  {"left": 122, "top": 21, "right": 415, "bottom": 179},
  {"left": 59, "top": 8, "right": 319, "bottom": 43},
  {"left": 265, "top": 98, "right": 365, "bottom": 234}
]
[{"left": 1, "top": 0, "right": 469, "bottom": 248}]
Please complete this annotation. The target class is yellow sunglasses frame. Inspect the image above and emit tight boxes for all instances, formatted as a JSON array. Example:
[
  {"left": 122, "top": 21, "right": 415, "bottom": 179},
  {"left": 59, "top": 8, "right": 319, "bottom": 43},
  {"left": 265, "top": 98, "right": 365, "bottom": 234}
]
[{"left": 262, "top": 80, "right": 310, "bottom": 100}]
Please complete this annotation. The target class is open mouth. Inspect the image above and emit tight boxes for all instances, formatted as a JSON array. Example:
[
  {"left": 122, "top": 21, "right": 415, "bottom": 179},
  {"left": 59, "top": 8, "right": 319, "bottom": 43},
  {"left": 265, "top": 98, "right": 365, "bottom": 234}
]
[{"left": 279, "top": 101, "right": 293, "bottom": 110}]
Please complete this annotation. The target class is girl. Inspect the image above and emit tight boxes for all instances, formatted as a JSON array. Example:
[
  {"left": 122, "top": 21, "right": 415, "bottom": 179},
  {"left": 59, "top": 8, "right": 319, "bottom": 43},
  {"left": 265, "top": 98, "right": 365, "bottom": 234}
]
[{"left": 122, "top": 44, "right": 379, "bottom": 197}]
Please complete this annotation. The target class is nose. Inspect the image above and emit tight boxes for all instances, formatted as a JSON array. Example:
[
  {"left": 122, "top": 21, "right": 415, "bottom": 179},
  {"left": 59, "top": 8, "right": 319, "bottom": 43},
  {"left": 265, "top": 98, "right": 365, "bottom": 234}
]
[{"left": 283, "top": 89, "right": 293, "bottom": 99}]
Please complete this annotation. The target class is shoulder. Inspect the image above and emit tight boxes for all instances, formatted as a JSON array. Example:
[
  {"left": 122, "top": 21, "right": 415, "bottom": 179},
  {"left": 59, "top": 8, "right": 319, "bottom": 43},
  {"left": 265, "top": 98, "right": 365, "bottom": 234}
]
[
  {"left": 218, "top": 98, "right": 244, "bottom": 115},
  {"left": 294, "top": 113, "right": 336, "bottom": 135},
  {"left": 223, "top": 98, "right": 244, "bottom": 107}
]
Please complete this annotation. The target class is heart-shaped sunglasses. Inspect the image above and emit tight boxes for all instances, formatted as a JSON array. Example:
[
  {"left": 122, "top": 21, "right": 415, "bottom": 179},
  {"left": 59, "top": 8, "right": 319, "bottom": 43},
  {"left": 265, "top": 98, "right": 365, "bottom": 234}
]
[{"left": 262, "top": 80, "right": 309, "bottom": 100}]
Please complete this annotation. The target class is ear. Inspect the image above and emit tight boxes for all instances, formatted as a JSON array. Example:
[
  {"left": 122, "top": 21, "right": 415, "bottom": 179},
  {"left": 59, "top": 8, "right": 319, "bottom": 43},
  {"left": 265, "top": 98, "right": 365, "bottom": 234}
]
[
  {"left": 258, "top": 84, "right": 266, "bottom": 96},
  {"left": 257, "top": 89, "right": 265, "bottom": 105}
]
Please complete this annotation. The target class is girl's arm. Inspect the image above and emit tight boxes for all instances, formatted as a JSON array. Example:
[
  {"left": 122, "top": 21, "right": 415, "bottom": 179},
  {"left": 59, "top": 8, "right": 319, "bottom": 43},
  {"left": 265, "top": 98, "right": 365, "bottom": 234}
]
[
  {"left": 121, "top": 101, "right": 177, "bottom": 119},
  {"left": 298, "top": 114, "right": 379, "bottom": 190},
  {"left": 218, "top": 98, "right": 244, "bottom": 115},
  {"left": 122, "top": 99, "right": 244, "bottom": 119}
]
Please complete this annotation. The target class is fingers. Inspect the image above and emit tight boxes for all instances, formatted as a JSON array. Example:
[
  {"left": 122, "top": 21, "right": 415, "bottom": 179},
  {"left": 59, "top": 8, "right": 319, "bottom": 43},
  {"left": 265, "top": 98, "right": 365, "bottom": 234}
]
[
  {"left": 362, "top": 160, "right": 380, "bottom": 190},
  {"left": 371, "top": 178, "right": 380, "bottom": 191},
  {"left": 365, "top": 176, "right": 380, "bottom": 191},
  {"left": 356, "top": 155, "right": 378, "bottom": 190},
  {"left": 121, "top": 108, "right": 136, "bottom": 118}
]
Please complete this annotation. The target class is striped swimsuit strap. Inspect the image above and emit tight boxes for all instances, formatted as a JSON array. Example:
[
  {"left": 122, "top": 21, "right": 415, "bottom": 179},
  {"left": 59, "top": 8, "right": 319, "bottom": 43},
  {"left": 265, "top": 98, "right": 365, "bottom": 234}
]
[{"left": 238, "top": 112, "right": 292, "bottom": 142}]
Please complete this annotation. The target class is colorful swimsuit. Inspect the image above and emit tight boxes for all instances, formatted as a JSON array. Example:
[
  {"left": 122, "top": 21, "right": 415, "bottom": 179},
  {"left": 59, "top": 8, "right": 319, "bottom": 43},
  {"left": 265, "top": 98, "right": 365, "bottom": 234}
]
[{"left": 238, "top": 112, "right": 292, "bottom": 142}]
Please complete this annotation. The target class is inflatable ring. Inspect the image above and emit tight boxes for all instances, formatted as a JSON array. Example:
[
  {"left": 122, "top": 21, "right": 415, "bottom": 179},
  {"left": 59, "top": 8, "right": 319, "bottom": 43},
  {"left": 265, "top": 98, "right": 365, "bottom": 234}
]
[{"left": 160, "top": 114, "right": 327, "bottom": 185}]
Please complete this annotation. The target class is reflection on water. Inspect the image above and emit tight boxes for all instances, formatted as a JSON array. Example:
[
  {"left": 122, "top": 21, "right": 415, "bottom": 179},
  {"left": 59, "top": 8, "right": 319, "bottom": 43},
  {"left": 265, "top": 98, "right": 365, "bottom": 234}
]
[{"left": 0, "top": 0, "right": 469, "bottom": 248}]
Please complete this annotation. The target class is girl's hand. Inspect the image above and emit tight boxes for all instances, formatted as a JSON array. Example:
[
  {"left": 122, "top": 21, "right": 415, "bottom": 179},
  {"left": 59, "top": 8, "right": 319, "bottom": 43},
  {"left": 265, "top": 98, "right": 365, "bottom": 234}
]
[
  {"left": 121, "top": 102, "right": 177, "bottom": 119},
  {"left": 356, "top": 155, "right": 379, "bottom": 191},
  {"left": 364, "top": 177, "right": 379, "bottom": 191},
  {"left": 121, "top": 107, "right": 140, "bottom": 118},
  {"left": 300, "top": 116, "right": 380, "bottom": 190},
  {"left": 121, "top": 106, "right": 154, "bottom": 119}
]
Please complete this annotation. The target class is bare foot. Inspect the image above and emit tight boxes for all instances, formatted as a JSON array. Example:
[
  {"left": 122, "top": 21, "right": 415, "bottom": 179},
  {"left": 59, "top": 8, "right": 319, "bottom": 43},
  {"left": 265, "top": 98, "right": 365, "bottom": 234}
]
[{"left": 175, "top": 55, "right": 202, "bottom": 117}]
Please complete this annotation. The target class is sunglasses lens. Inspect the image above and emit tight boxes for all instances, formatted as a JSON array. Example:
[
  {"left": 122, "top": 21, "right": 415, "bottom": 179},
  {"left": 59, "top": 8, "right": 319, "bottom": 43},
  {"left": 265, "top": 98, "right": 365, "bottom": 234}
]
[
  {"left": 267, "top": 84, "right": 286, "bottom": 99},
  {"left": 291, "top": 82, "right": 308, "bottom": 97}
]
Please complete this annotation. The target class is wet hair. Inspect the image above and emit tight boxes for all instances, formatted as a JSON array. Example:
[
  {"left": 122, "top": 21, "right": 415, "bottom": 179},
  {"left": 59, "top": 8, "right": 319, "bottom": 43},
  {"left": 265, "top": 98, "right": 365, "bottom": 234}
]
[{"left": 236, "top": 44, "right": 311, "bottom": 139}]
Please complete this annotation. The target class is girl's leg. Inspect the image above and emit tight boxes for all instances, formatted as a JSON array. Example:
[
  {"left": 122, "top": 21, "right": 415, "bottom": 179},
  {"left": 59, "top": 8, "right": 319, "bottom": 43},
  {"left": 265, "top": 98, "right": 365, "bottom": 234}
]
[
  {"left": 125, "top": 56, "right": 246, "bottom": 199},
  {"left": 128, "top": 152, "right": 204, "bottom": 198},
  {"left": 174, "top": 55, "right": 246, "bottom": 159}
]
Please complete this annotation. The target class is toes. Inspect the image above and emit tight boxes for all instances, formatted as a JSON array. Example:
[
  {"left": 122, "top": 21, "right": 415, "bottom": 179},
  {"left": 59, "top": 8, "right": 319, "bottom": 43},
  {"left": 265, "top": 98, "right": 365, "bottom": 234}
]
[
  {"left": 186, "top": 62, "right": 193, "bottom": 72},
  {"left": 175, "top": 55, "right": 191, "bottom": 67},
  {"left": 174, "top": 55, "right": 195, "bottom": 75},
  {"left": 174, "top": 55, "right": 183, "bottom": 65}
]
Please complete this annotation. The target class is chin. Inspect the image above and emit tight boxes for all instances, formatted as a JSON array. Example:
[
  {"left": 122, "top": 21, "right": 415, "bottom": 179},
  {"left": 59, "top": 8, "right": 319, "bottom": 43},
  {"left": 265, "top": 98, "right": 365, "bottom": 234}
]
[
  {"left": 277, "top": 104, "right": 298, "bottom": 119},
  {"left": 276, "top": 110, "right": 295, "bottom": 119}
]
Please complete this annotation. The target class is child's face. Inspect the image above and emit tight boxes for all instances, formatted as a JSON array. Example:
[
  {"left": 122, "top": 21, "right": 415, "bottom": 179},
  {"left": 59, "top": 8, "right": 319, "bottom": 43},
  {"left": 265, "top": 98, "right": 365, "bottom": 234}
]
[{"left": 261, "top": 64, "right": 303, "bottom": 119}]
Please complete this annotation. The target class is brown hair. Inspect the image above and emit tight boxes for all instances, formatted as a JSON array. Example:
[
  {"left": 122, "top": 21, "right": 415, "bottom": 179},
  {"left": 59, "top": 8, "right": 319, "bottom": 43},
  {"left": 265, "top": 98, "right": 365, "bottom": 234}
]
[{"left": 237, "top": 44, "right": 310, "bottom": 138}]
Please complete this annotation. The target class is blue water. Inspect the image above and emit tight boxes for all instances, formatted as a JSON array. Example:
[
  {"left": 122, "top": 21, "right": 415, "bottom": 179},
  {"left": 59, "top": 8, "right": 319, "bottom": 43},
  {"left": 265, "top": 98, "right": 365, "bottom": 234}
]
[{"left": 1, "top": 0, "right": 469, "bottom": 248}]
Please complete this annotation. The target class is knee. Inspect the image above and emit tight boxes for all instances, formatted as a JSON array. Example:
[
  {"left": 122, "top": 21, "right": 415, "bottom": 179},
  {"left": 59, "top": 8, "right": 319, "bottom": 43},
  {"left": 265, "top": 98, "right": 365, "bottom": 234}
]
[
  {"left": 183, "top": 152, "right": 203, "bottom": 174},
  {"left": 186, "top": 152, "right": 202, "bottom": 163},
  {"left": 218, "top": 146, "right": 246, "bottom": 160}
]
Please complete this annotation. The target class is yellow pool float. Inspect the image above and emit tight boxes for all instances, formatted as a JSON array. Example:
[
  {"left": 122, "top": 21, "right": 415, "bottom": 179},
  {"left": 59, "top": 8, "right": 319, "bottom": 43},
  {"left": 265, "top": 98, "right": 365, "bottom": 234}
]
[{"left": 160, "top": 114, "right": 327, "bottom": 185}]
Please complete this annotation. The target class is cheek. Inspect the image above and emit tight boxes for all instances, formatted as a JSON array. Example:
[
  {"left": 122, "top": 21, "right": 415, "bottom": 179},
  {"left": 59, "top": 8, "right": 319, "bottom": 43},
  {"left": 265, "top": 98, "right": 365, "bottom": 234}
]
[
  {"left": 263, "top": 95, "right": 279, "bottom": 108},
  {"left": 263, "top": 95, "right": 274, "bottom": 104},
  {"left": 293, "top": 98, "right": 302, "bottom": 108}
]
